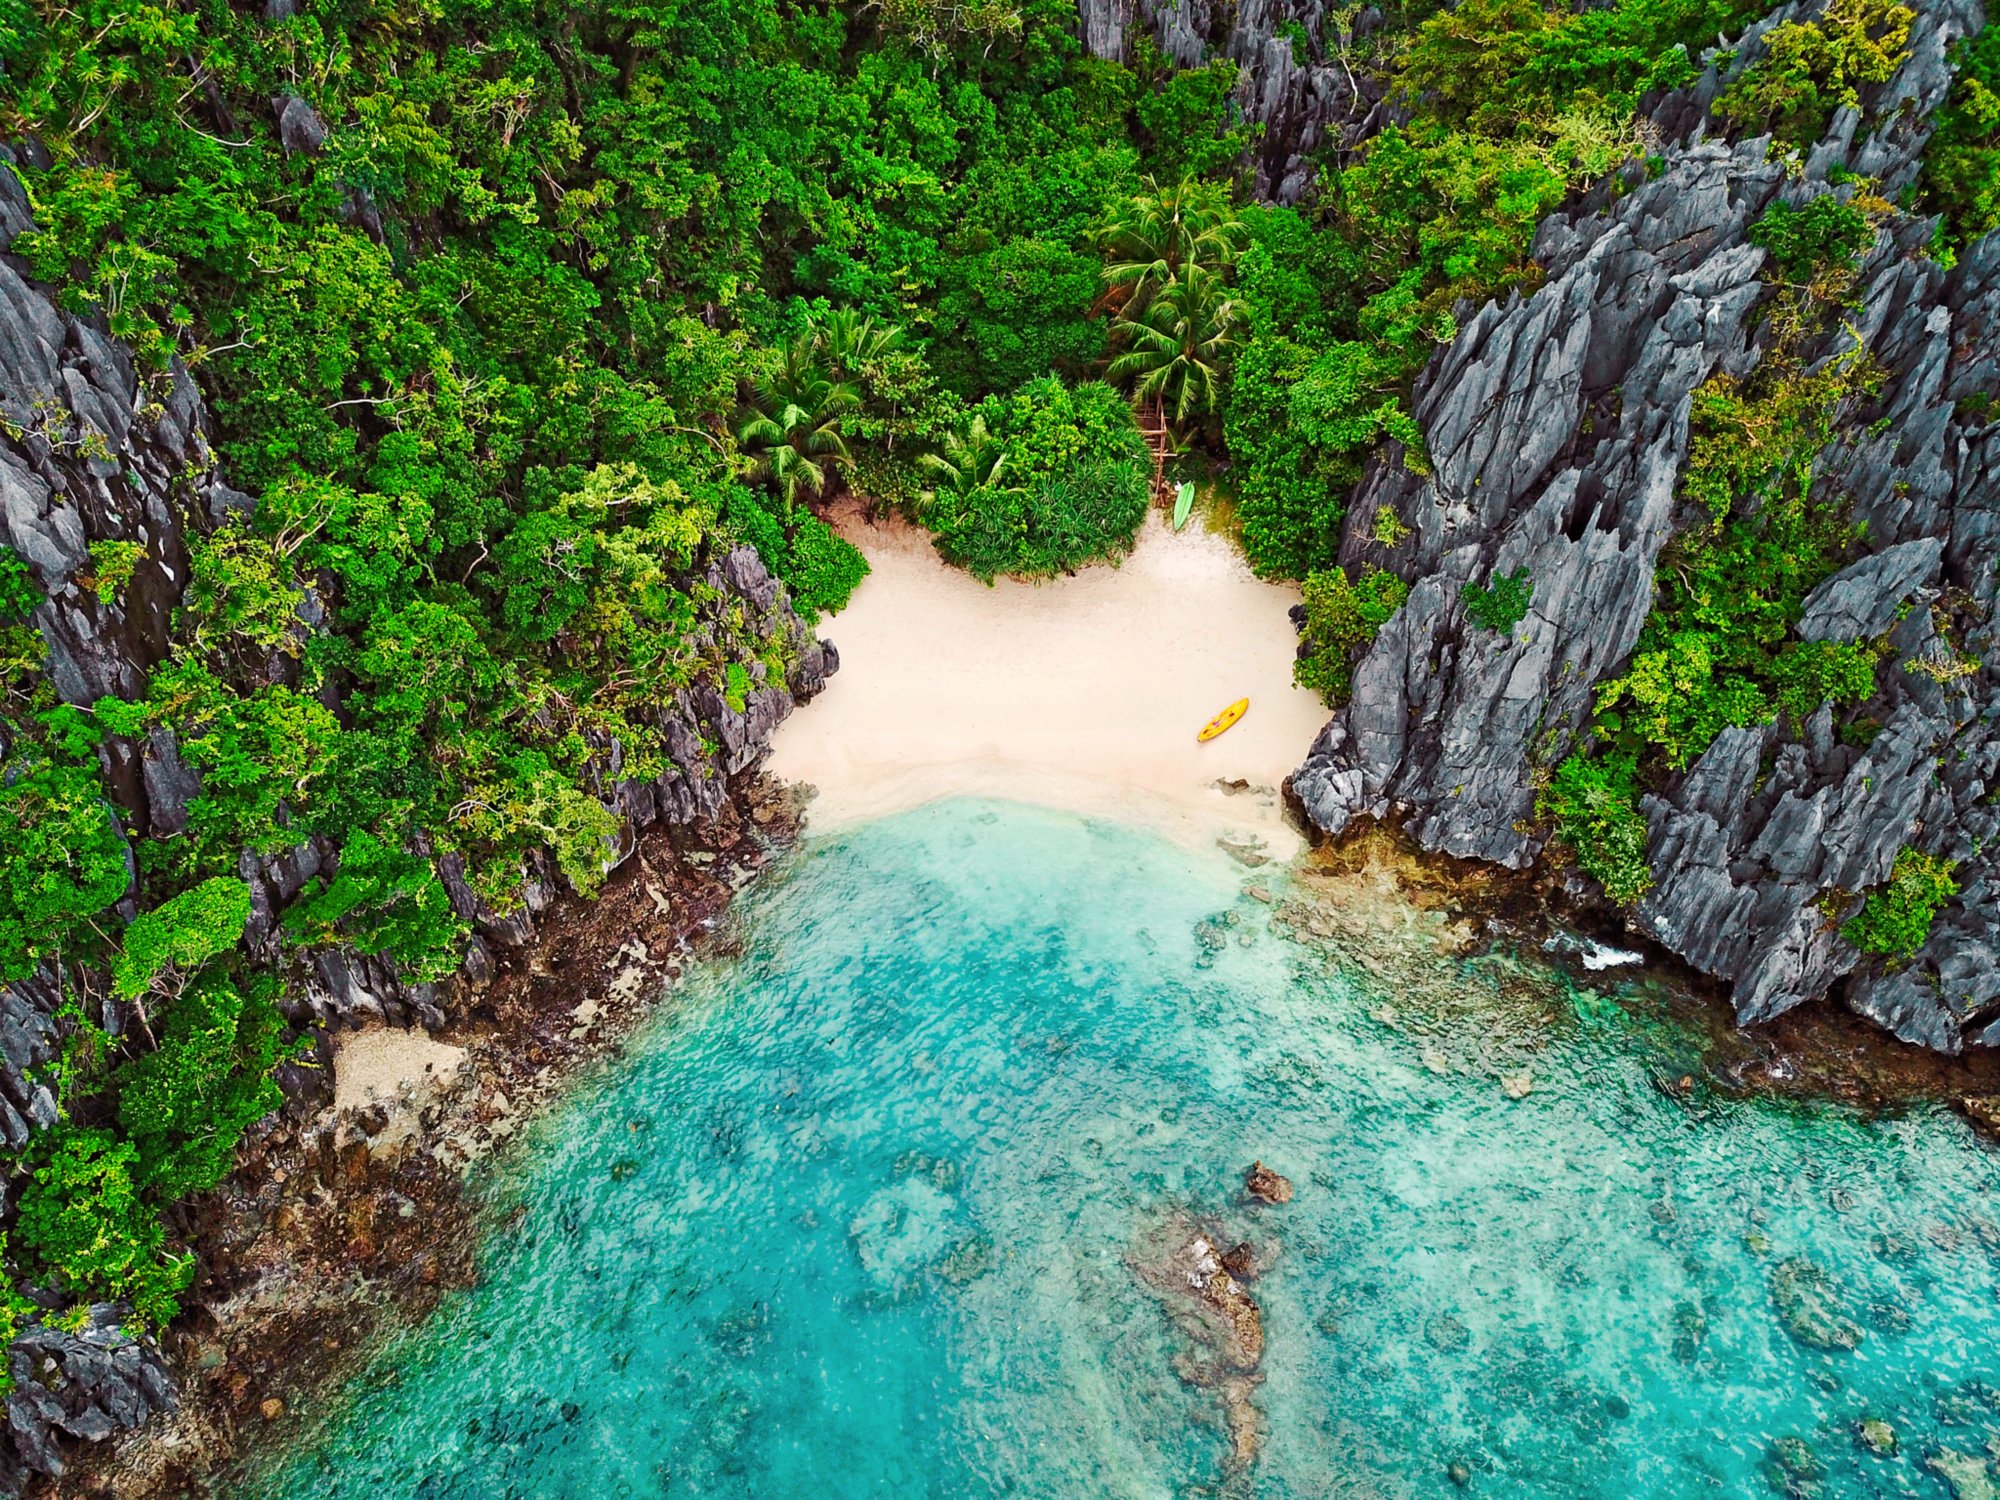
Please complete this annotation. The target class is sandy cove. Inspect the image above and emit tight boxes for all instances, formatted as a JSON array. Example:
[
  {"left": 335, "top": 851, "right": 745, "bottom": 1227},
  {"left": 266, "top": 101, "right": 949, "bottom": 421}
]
[{"left": 768, "top": 499, "right": 1330, "bottom": 854}]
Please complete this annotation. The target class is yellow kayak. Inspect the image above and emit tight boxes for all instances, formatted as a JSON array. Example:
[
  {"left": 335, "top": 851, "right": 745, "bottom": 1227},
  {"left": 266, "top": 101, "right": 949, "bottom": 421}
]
[{"left": 1197, "top": 698, "right": 1250, "bottom": 743}]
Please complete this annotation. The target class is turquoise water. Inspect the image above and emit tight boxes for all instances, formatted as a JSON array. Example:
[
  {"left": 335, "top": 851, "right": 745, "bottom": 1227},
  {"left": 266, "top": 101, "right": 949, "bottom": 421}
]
[{"left": 257, "top": 799, "right": 2000, "bottom": 1499}]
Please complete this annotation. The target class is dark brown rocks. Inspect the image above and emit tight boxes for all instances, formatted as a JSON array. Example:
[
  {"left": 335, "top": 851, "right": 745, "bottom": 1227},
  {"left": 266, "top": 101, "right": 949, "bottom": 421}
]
[{"left": 1244, "top": 1161, "right": 1293, "bottom": 1204}]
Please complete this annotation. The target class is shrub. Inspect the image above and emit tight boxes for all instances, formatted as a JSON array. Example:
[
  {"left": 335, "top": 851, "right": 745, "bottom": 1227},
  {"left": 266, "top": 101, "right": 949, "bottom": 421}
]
[
  {"left": 1462, "top": 568, "right": 1534, "bottom": 633},
  {"left": 920, "top": 378, "right": 1150, "bottom": 581},
  {"left": 781, "top": 511, "right": 869, "bottom": 619},
  {"left": 1917, "top": 25, "right": 2000, "bottom": 253},
  {"left": 1842, "top": 847, "right": 1958, "bottom": 956},
  {"left": 0, "top": 753, "right": 131, "bottom": 983},
  {"left": 1294, "top": 566, "right": 1409, "bottom": 703},
  {"left": 1748, "top": 195, "right": 1875, "bottom": 286},
  {"left": 1771, "top": 638, "right": 1880, "bottom": 723},
  {"left": 282, "top": 832, "right": 468, "bottom": 983},
  {"left": 115, "top": 971, "right": 289, "bottom": 1199},
  {"left": 13, "top": 1131, "right": 192, "bottom": 1326},
  {"left": 1713, "top": 0, "right": 1915, "bottom": 148},
  {"left": 0, "top": 545, "right": 40, "bottom": 620},
  {"left": 1538, "top": 751, "right": 1653, "bottom": 903},
  {"left": 1227, "top": 338, "right": 1420, "bottom": 579},
  {"left": 83, "top": 539, "right": 144, "bottom": 606},
  {"left": 112, "top": 876, "right": 252, "bottom": 1001}
]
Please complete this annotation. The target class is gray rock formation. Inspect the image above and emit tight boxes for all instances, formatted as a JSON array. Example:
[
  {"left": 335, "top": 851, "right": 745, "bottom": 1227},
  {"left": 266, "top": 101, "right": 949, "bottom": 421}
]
[
  {"left": 1077, "top": 0, "right": 1388, "bottom": 201},
  {"left": 1291, "top": 0, "right": 2000, "bottom": 1050},
  {"left": 0, "top": 1306, "right": 174, "bottom": 1494},
  {"left": 0, "top": 145, "right": 230, "bottom": 826}
]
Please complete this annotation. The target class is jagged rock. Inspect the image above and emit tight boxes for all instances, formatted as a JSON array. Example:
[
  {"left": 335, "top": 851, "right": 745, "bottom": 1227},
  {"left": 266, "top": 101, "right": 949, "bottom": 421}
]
[
  {"left": 1130, "top": 1211, "right": 1266, "bottom": 1472},
  {"left": 0, "top": 1308, "right": 174, "bottom": 1494},
  {"left": 1244, "top": 1161, "right": 1293, "bottom": 1204},
  {"left": 1076, "top": 0, "right": 1384, "bottom": 201},
  {"left": 1796, "top": 538, "right": 1943, "bottom": 642},
  {"left": 272, "top": 94, "right": 329, "bottom": 155},
  {"left": 1289, "top": 0, "right": 2000, "bottom": 1051},
  {"left": 0, "top": 150, "right": 207, "bottom": 772}
]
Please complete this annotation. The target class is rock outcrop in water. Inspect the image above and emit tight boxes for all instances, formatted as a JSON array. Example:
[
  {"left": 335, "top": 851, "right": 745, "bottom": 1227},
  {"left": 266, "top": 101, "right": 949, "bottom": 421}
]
[
  {"left": 1290, "top": 0, "right": 2000, "bottom": 1053},
  {"left": 1131, "top": 1210, "right": 1268, "bottom": 1476}
]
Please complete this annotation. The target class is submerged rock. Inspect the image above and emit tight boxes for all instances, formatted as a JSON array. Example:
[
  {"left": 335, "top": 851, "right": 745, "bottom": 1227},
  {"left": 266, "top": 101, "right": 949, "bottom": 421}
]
[
  {"left": 1424, "top": 1313, "right": 1472, "bottom": 1352},
  {"left": 1769, "top": 1258, "right": 1864, "bottom": 1352},
  {"left": 1930, "top": 1449, "right": 1999, "bottom": 1500},
  {"left": 1856, "top": 1417, "right": 1898, "bottom": 1457},
  {"left": 1767, "top": 1435, "right": 1824, "bottom": 1486}
]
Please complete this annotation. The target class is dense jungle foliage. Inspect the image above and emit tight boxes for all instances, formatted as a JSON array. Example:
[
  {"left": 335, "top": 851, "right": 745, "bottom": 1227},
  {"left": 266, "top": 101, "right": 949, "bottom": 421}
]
[{"left": 0, "top": 0, "right": 1995, "bottom": 1365}]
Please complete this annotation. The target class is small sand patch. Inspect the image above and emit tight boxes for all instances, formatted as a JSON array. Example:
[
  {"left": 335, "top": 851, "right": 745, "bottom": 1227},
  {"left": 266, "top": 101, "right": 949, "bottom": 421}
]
[
  {"left": 332, "top": 1027, "right": 467, "bottom": 1116},
  {"left": 768, "top": 503, "right": 1329, "bottom": 851}
]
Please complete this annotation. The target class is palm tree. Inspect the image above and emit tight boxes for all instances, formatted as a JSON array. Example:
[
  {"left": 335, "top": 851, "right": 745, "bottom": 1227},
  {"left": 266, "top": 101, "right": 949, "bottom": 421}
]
[
  {"left": 1106, "top": 265, "right": 1244, "bottom": 432},
  {"left": 815, "top": 308, "right": 906, "bottom": 378},
  {"left": 734, "top": 343, "right": 861, "bottom": 509},
  {"left": 1094, "top": 177, "right": 1249, "bottom": 314},
  {"left": 918, "top": 415, "right": 1012, "bottom": 504}
]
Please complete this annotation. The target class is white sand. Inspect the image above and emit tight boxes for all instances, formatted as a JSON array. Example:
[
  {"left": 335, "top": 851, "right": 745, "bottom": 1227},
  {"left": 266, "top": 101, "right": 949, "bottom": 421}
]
[
  {"left": 332, "top": 1026, "right": 467, "bottom": 1116},
  {"left": 767, "top": 502, "right": 1331, "bottom": 852}
]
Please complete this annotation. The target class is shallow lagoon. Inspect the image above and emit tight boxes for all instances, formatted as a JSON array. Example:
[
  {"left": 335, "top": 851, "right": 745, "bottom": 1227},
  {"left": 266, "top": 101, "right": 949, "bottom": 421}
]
[{"left": 256, "top": 799, "right": 2000, "bottom": 1498}]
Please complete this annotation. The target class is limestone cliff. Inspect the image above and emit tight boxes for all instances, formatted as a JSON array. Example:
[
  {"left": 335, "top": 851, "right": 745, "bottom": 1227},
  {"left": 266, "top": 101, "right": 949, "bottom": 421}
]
[{"left": 1289, "top": 0, "right": 2000, "bottom": 1051}]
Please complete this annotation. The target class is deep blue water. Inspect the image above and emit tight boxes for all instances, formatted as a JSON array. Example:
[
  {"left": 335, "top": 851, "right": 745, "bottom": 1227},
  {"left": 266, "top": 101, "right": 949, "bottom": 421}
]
[{"left": 256, "top": 799, "right": 2000, "bottom": 1498}]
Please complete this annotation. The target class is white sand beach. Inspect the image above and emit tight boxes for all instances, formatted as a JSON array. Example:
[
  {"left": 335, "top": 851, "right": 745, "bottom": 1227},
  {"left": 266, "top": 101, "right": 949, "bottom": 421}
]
[{"left": 767, "top": 500, "right": 1331, "bottom": 853}]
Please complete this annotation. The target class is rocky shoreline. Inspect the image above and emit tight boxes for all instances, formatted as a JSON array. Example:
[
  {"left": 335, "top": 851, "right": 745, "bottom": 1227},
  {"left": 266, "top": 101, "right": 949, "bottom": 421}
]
[
  {"left": 50, "top": 775, "right": 808, "bottom": 1499},
  {"left": 1276, "top": 817, "right": 2000, "bottom": 1128}
]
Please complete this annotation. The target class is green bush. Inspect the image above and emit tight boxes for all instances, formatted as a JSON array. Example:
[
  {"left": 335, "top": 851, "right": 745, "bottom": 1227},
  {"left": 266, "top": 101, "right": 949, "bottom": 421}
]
[
  {"left": 920, "top": 378, "right": 1150, "bottom": 581},
  {"left": 13, "top": 1131, "right": 192, "bottom": 1327},
  {"left": 112, "top": 876, "right": 251, "bottom": 1002},
  {"left": 115, "top": 971, "right": 290, "bottom": 1200},
  {"left": 1538, "top": 752, "right": 1653, "bottom": 903},
  {"left": 1228, "top": 338, "right": 1421, "bottom": 579},
  {"left": 0, "top": 546, "right": 40, "bottom": 621},
  {"left": 1917, "top": 25, "right": 2000, "bottom": 253},
  {"left": 1713, "top": 0, "right": 1915, "bottom": 148},
  {"left": 1294, "top": 566, "right": 1410, "bottom": 704},
  {"left": 1462, "top": 568, "right": 1534, "bottom": 633},
  {"left": 282, "top": 833, "right": 467, "bottom": 983},
  {"left": 0, "top": 751, "right": 131, "bottom": 983},
  {"left": 1747, "top": 195, "right": 1875, "bottom": 286},
  {"left": 1842, "top": 847, "right": 1959, "bottom": 957},
  {"left": 1771, "top": 638, "right": 1880, "bottom": 723},
  {"left": 934, "top": 237, "right": 1108, "bottom": 396},
  {"left": 781, "top": 511, "right": 870, "bottom": 620}
]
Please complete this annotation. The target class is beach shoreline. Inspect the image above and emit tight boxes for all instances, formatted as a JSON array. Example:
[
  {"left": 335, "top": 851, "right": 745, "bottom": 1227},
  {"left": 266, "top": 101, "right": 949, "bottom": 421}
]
[{"left": 768, "top": 499, "right": 1330, "bottom": 856}]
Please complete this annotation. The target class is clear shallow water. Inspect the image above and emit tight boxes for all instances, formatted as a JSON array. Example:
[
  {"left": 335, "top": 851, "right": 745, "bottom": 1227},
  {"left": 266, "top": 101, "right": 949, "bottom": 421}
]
[{"left": 256, "top": 799, "right": 2000, "bottom": 1499}]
